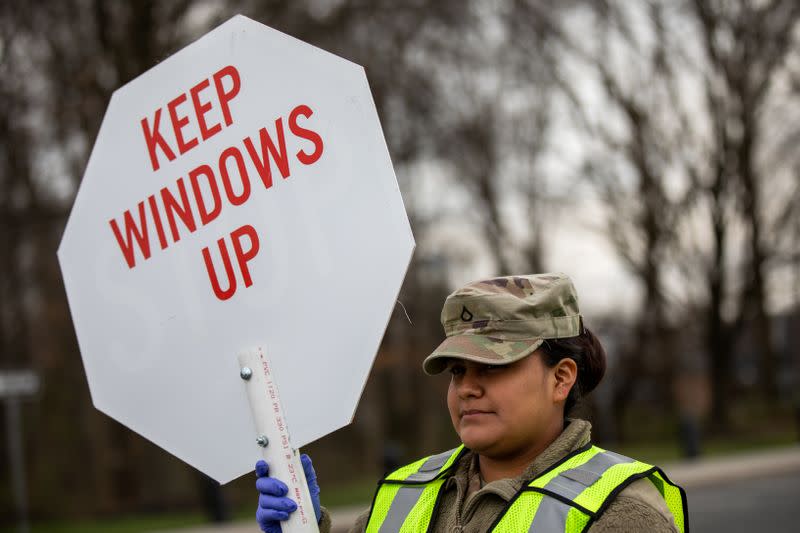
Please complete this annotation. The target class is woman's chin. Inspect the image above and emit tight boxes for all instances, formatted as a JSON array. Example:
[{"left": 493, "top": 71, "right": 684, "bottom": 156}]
[{"left": 458, "top": 429, "right": 499, "bottom": 453}]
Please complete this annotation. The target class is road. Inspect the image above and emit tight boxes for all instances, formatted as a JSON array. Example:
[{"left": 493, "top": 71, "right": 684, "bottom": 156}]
[{"left": 686, "top": 470, "right": 800, "bottom": 532}]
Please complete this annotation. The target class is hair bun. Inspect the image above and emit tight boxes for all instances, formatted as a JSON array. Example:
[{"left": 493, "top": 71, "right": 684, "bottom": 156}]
[{"left": 578, "top": 328, "right": 606, "bottom": 395}]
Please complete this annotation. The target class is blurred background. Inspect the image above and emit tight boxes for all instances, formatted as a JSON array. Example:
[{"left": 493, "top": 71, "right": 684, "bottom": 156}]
[{"left": 1, "top": 0, "right": 799, "bottom": 531}]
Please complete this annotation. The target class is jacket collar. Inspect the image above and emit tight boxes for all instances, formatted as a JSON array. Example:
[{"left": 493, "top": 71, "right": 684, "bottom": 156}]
[{"left": 452, "top": 418, "right": 594, "bottom": 501}]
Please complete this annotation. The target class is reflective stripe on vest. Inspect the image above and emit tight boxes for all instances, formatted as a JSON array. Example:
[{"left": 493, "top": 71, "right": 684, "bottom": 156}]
[
  {"left": 366, "top": 445, "right": 688, "bottom": 533},
  {"left": 527, "top": 449, "right": 635, "bottom": 531},
  {"left": 366, "top": 446, "right": 465, "bottom": 533}
]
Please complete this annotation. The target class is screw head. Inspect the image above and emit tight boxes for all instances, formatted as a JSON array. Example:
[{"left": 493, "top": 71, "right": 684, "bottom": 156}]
[
  {"left": 256, "top": 435, "right": 269, "bottom": 447},
  {"left": 240, "top": 367, "right": 253, "bottom": 380}
]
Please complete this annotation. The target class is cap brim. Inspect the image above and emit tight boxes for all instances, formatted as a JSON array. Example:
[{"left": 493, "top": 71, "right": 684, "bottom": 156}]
[{"left": 423, "top": 335, "right": 544, "bottom": 375}]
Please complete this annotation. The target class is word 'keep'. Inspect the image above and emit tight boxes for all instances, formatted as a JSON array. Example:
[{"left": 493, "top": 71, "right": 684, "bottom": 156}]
[{"left": 141, "top": 65, "right": 240, "bottom": 172}]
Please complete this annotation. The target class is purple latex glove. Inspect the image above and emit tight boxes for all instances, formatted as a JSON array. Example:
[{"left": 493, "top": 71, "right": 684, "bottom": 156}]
[
  {"left": 255, "top": 454, "right": 321, "bottom": 533},
  {"left": 300, "top": 454, "right": 322, "bottom": 523}
]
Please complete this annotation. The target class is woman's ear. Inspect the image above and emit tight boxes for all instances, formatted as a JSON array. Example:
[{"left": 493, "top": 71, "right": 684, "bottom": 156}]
[{"left": 552, "top": 358, "right": 578, "bottom": 402}]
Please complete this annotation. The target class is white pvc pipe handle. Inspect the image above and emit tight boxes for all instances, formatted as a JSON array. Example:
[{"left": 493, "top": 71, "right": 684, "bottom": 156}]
[{"left": 238, "top": 347, "right": 319, "bottom": 532}]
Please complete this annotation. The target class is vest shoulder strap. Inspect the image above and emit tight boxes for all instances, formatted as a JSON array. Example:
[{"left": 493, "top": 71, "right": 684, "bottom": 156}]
[
  {"left": 492, "top": 446, "right": 688, "bottom": 533},
  {"left": 529, "top": 446, "right": 643, "bottom": 512},
  {"left": 384, "top": 445, "right": 464, "bottom": 484},
  {"left": 365, "top": 446, "right": 465, "bottom": 533}
]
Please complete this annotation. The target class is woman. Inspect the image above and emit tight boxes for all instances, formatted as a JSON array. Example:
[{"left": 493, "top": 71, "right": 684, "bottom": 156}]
[{"left": 256, "top": 273, "right": 688, "bottom": 532}]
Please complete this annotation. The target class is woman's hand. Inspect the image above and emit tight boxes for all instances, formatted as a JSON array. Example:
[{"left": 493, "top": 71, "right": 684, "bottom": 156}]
[{"left": 255, "top": 454, "right": 322, "bottom": 532}]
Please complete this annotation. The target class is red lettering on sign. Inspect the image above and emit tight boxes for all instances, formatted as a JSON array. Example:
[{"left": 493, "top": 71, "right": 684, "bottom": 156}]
[
  {"left": 289, "top": 104, "right": 324, "bottom": 165},
  {"left": 189, "top": 78, "right": 222, "bottom": 141},
  {"left": 109, "top": 202, "right": 151, "bottom": 268},
  {"left": 188, "top": 164, "right": 222, "bottom": 226},
  {"left": 231, "top": 224, "right": 260, "bottom": 288},
  {"left": 213, "top": 65, "right": 240, "bottom": 127},
  {"left": 160, "top": 177, "right": 196, "bottom": 243},
  {"left": 147, "top": 194, "right": 168, "bottom": 250},
  {"left": 202, "top": 237, "right": 237, "bottom": 301},
  {"left": 141, "top": 65, "right": 241, "bottom": 172},
  {"left": 167, "top": 93, "right": 199, "bottom": 155},
  {"left": 202, "top": 225, "right": 261, "bottom": 300},
  {"left": 243, "top": 119, "right": 290, "bottom": 190},
  {"left": 119, "top": 102, "right": 326, "bottom": 272},
  {"left": 141, "top": 109, "right": 177, "bottom": 172},
  {"left": 219, "top": 146, "right": 251, "bottom": 206}
]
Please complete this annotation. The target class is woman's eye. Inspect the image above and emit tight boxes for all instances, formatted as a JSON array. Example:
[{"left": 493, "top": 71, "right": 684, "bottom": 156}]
[{"left": 449, "top": 365, "right": 465, "bottom": 376}]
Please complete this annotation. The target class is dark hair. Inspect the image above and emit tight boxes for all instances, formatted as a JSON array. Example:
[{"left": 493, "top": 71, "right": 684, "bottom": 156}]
[{"left": 539, "top": 326, "right": 606, "bottom": 415}]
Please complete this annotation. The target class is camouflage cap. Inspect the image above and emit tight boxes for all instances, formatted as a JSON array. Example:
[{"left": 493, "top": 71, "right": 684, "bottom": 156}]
[{"left": 423, "top": 273, "right": 583, "bottom": 375}]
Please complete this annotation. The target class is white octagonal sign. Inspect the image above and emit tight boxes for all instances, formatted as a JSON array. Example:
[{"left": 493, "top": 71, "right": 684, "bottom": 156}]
[{"left": 57, "top": 15, "right": 414, "bottom": 483}]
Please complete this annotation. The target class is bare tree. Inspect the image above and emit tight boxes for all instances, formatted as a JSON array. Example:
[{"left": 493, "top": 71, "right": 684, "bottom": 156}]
[
  {"left": 692, "top": 0, "right": 800, "bottom": 408},
  {"left": 553, "top": 0, "right": 800, "bottom": 429},
  {"left": 544, "top": 3, "right": 694, "bottom": 436}
]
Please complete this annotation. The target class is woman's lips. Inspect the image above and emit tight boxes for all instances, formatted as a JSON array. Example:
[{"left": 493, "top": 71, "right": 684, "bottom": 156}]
[{"left": 461, "top": 409, "right": 493, "bottom": 419}]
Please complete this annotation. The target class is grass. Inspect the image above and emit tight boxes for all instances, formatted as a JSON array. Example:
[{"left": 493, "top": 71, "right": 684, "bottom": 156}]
[
  {"left": 616, "top": 429, "right": 798, "bottom": 466},
  {"left": 7, "top": 480, "right": 380, "bottom": 533},
  {"left": 317, "top": 478, "right": 377, "bottom": 508}
]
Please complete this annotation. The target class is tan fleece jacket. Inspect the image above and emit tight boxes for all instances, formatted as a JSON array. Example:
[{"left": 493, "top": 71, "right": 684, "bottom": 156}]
[{"left": 320, "top": 419, "right": 679, "bottom": 532}]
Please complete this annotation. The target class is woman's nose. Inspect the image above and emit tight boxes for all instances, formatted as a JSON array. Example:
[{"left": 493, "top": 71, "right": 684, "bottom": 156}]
[{"left": 456, "top": 369, "right": 483, "bottom": 398}]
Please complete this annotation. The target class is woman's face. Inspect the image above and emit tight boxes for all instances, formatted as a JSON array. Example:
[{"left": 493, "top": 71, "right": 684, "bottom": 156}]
[{"left": 446, "top": 351, "right": 569, "bottom": 459}]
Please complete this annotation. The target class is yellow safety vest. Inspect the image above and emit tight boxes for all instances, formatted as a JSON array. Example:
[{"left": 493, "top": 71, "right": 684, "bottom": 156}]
[{"left": 365, "top": 444, "right": 688, "bottom": 533}]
